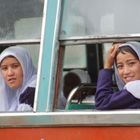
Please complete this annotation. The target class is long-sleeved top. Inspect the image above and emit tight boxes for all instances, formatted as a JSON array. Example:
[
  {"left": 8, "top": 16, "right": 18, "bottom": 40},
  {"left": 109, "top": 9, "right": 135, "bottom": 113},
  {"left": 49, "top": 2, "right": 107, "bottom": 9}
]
[
  {"left": 19, "top": 87, "right": 35, "bottom": 108},
  {"left": 95, "top": 69, "right": 140, "bottom": 110}
]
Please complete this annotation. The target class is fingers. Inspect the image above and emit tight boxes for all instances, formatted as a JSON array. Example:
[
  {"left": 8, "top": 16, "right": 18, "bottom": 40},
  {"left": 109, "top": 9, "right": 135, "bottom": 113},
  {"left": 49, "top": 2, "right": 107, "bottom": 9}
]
[
  {"left": 104, "top": 43, "right": 120, "bottom": 69},
  {"left": 104, "top": 42, "right": 123, "bottom": 69},
  {"left": 110, "top": 43, "right": 120, "bottom": 58}
]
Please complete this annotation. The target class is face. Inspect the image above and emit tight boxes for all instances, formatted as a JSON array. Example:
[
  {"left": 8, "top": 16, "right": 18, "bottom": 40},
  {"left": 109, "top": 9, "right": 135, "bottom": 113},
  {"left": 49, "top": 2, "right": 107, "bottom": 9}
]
[
  {"left": 116, "top": 52, "right": 140, "bottom": 83},
  {"left": 0, "top": 56, "right": 23, "bottom": 89}
]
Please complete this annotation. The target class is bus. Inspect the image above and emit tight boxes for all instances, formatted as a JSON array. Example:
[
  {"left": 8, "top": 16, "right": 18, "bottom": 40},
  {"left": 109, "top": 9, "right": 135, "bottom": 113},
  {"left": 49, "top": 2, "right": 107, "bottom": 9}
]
[{"left": 1, "top": 0, "right": 140, "bottom": 139}]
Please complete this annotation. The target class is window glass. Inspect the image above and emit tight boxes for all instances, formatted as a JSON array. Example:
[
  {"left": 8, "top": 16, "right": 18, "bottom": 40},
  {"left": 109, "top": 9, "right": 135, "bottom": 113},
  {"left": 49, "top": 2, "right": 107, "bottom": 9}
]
[
  {"left": 57, "top": 44, "right": 101, "bottom": 110},
  {"left": 0, "top": 0, "right": 44, "bottom": 40},
  {"left": 19, "top": 44, "right": 40, "bottom": 67},
  {"left": 103, "top": 43, "right": 112, "bottom": 63},
  {"left": 64, "top": 45, "right": 87, "bottom": 69},
  {"left": 60, "top": 0, "right": 140, "bottom": 38}
]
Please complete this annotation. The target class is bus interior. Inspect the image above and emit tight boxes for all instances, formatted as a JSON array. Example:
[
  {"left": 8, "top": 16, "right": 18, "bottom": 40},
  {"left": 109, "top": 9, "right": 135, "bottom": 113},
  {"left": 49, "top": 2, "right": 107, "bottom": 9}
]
[{"left": 55, "top": 42, "right": 120, "bottom": 111}]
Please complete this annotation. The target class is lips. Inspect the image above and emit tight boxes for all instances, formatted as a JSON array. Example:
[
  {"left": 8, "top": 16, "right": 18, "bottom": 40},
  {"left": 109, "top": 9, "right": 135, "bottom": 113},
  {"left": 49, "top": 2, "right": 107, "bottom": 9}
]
[
  {"left": 8, "top": 78, "right": 16, "bottom": 83},
  {"left": 124, "top": 76, "right": 134, "bottom": 82}
]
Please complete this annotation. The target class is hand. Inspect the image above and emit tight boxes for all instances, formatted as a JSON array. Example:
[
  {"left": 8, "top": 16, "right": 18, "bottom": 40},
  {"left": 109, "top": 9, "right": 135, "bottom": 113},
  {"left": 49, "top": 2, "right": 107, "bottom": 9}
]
[{"left": 104, "top": 43, "right": 120, "bottom": 69}]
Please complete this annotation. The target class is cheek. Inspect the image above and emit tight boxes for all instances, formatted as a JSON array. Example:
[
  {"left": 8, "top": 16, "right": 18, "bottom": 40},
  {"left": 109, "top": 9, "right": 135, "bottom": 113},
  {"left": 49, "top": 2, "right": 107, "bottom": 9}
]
[
  {"left": 117, "top": 69, "right": 125, "bottom": 81},
  {"left": 135, "top": 66, "right": 140, "bottom": 77},
  {"left": 17, "top": 67, "right": 23, "bottom": 83},
  {"left": 117, "top": 69, "right": 123, "bottom": 77},
  {"left": 1, "top": 71, "right": 7, "bottom": 80},
  {"left": 134, "top": 63, "right": 140, "bottom": 72}
]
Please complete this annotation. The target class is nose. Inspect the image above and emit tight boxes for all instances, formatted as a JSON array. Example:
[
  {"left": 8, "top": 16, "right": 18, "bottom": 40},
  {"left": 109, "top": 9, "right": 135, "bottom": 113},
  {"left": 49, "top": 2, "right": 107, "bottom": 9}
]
[
  {"left": 7, "top": 67, "right": 14, "bottom": 76},
  {"left": 123, "top": 65, "right": 130, "bottom": 74}
]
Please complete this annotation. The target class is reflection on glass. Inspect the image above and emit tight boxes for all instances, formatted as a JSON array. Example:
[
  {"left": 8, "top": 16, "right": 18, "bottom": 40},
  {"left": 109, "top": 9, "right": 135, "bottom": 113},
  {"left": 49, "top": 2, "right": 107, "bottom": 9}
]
[
  {"left": 0, "top": 0, "right": 44, "bottom": 40},
  {"left": 64, "top": 45, "right": 87, "bottom": 69},
  {"left": 60, "top": 0, "right": 140, "bottom": 37},
  {"left": 20, "top": 44, "right": 40, "bottom": 67}
]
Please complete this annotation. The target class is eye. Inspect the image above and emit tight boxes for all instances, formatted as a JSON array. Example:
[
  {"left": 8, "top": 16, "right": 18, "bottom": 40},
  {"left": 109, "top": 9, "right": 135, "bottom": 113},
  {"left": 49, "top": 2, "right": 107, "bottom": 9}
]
[
  {"left": 11, "top": 63, "right": 20, "bottom": 69},
  {"left": 116, "top": 64, "right": 123, "bottom": 70},
  {"left": 128, "top": 61, "right": 136, "bottom": 66},
  {"left": 128, "top": 62, "right": 135, "bottom": 66},
  {"left": 1, "top": 66, "right": 8, "bottom": 71}
]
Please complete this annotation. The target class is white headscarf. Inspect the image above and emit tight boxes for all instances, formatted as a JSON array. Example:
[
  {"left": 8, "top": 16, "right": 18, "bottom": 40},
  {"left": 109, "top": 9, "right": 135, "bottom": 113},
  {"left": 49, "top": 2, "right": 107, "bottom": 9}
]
[
  {"left": 68, "top": 69, "right": 91, "bottom": 83},
  {"left": 114, "top": 41, "right": 140, "bottom": 99},
  {"left": 0, "top": 46, "right": 37, "bottom": 111},
  {"left": 58, "top": 69, "right": 91, "bottom": 109}
]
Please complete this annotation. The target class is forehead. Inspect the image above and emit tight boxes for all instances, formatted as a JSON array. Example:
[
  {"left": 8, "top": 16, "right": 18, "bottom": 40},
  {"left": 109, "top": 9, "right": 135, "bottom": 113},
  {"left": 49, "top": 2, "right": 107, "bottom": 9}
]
[
  {"left": 0, "top": 56, "right": 19, "bottom": 65},
  {"left": 116, "top": 51, "right": 138, "bottom": 62},
  {"left": 117, "top": 45, "right": 139, "bottom": 59}
]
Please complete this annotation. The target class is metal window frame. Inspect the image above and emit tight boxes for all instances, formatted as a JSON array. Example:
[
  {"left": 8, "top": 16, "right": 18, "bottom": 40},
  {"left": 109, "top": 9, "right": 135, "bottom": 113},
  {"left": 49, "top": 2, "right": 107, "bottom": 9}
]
[
  {"left": 1, "top": 0, "right": 140, "bottom": 128},
  {"left": 60, "top": 34, "right": 140, "bottom": 46},
  {"left": 0, "top": 111, "right": 140, "bottom": 127}
]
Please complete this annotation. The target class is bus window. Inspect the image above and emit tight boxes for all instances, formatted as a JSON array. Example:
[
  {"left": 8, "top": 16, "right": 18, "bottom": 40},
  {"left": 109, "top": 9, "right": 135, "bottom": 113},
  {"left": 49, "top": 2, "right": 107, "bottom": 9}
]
[
  {"left": 63, "top": 45, "right": 86, "bottom": 69},
  {"left": 56, "top": 40, "right": 140, "bottom": 111},
  {"left": 55, "top": 0, "right": 140, "bottom": 112},
  {"left": 56, "top": 43, "right": 103, "bottom": 110},
  {"left": 0, "top": 0, "right": 44, "bottom": 112},
  {"left": 0, "top": 0, "right": 44, "bottom": 61},
  {"left": 60, "top": 0, "right": 140, "bottom": 37},
  {"left": 13, "top": 44, "right": 40, "bottom": 67},
  {"left": 0, "top": 0, "right": 43, "bottom": 40}
]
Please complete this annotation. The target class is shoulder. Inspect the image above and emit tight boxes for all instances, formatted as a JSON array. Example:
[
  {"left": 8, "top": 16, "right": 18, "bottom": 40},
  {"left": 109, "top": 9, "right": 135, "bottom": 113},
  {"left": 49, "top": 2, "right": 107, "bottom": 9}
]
[
  {"left": 19, "top": 87, "right": 35, "bottom": 108},
  {"left": 20, "top": 87, "right": 35, "bottom": 98}
]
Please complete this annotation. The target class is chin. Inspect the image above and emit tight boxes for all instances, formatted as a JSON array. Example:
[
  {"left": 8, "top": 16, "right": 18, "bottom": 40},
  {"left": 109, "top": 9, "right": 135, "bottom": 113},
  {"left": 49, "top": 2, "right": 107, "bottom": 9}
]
[
  {"left": 9, "top": 85, "right": 18, "bottom": 89},
  {"left": 125, "top": 79, "right": 137, "bottom": 83}
]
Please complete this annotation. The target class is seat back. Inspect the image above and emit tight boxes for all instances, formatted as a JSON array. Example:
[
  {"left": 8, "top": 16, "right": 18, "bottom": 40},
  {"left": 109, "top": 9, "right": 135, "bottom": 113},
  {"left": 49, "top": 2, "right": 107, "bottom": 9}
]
[{"left": 65, "top": 83, "right": 96, "bottom": 110}]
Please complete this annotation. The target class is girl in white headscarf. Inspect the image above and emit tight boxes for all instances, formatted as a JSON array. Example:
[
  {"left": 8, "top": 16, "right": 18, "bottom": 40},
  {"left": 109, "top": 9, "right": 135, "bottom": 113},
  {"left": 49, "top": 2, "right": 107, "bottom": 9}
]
[
  {"left": 0, "top": 46, "right": 36, "bottom": 111},
  {"left": 95, "top": 41, "right": 140, "bottom": 110}
]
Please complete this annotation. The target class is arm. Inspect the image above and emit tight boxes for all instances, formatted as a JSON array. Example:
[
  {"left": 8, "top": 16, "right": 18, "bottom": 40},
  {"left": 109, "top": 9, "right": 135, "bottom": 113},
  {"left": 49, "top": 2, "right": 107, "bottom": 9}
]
[
  {"left": 104, "top": 43, "right": 120, "bottom": 69},
  {"left": 95, "top": 69, "right": 140, "bottom": 110}
]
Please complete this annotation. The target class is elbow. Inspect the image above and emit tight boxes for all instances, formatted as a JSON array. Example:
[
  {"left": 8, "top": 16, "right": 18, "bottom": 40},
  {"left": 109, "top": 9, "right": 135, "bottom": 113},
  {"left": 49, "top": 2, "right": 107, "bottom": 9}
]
[
  {"left": 95, "top": 102, "right": 106, "bottom": 110},
  {"left": 95, "top": 100, "right": 111, "bottom": 110}
]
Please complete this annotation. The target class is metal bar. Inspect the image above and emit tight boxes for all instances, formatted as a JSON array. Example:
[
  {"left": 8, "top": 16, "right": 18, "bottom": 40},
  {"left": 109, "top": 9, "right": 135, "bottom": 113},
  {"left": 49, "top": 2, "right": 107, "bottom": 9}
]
[
  {"left": 59, "top": 34, "right": 140, "bottom": 45},
  {"left": 1, "top": 111, "right": 140, "bottom": 127},
  {"left": 0, "top": 39, "right": 40, "bottom": 46}
]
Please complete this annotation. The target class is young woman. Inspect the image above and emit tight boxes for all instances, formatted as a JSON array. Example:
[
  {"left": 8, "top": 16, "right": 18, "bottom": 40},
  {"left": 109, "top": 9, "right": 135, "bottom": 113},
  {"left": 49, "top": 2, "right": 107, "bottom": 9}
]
[
  {"left": 95, "top": 41, "right": 140, "bottom": 110},
  {"left": 0, "top": 46, "right": 37, "bottom": 111}
]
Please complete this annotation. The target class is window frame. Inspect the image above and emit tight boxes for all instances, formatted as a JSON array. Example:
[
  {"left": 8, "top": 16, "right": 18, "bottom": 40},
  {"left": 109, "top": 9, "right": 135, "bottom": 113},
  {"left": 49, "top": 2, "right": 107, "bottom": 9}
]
[
  {"left": 53, "top": 0, "right": 140, "bottom": 126},
  {"left": 1, "top": 0, "right": 140, "bottom": 128}
]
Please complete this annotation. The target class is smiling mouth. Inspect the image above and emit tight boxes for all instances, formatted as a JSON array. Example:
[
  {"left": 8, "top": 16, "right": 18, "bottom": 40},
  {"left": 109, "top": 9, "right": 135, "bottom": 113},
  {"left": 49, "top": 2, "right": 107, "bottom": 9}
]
[{"left": 124, "top": 77, "right": 133, "bottom": 82}]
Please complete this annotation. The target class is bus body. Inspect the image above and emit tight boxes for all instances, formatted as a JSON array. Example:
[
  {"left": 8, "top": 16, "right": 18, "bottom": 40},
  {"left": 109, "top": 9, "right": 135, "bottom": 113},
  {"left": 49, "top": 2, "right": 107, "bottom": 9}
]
[{"left": 0, "top": 0, "right": 140, "bottom": 139}]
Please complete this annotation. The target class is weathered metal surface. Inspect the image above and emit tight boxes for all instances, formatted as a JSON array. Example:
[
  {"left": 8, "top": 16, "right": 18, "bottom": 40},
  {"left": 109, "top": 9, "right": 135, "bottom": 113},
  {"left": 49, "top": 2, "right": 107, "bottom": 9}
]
[
  {"left": 0, "top": 126, "right": 140, "bottom": 140},
  {"left": 60, "top": 34, "right": 140, "bottom": 45}
]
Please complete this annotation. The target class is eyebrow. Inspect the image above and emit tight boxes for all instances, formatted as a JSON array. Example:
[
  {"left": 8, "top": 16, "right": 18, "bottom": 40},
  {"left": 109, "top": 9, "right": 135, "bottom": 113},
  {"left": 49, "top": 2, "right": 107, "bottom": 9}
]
[
  {"left": 116, "top": 58, "right": 138, "bottom": 64},
  {"left": 126, "top": 58, "right": 138, "bottom": 62},
  {"left": 0, "top": 62, "right": 20, "bottom": 67}
]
